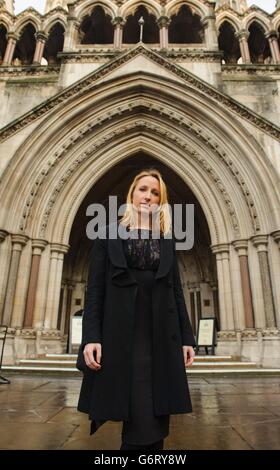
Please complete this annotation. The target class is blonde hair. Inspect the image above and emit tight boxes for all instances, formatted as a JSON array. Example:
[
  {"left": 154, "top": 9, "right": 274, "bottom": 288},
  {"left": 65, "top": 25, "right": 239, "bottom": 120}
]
[{"left": 119, "top": 168, "right": 172, "bottom": 236}]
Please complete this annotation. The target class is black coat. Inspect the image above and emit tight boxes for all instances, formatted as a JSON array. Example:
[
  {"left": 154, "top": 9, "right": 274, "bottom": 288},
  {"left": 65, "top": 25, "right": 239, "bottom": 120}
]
[{"left": 77, "top": 221, "right": 196, "bottom": 434}]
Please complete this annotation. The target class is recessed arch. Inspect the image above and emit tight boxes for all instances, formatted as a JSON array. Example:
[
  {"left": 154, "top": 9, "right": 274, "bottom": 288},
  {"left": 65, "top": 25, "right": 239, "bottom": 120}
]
[
  {"left": 13, "top": 22, "right": 36, "bottom": 65},
  {"left": 248, "top": 21, "right": 271, "bottom": 64},
  {"left": 0, "top": 23, "right": 7, "bottom": 64},
  {"left": 79, "top": 5, "right": 114, "bottom": 44},
  {"left": 44, "top": 22, "right": 65, "bottom": 65},
  {"left": 169, "top": 4, "right": 204, "bottom": 44},
  {"left": 167, "top": 0, "right": 207, "bottom": 19},
  {"left": 76, "top": 0, "right": 116, "bottom": 23},
  {"left": 123, "top": 5, "right": 159, "bottom": 43},
  {"left": 218, "top": 21, "right": 241, "bottom": 64},
  {"left": 0, "top": 71, "right": 278, "bottom": 248}
]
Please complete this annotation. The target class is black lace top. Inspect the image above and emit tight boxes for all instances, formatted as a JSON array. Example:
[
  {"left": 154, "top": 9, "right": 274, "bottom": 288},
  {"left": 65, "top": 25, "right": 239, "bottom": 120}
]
[{"left": 123, "top": 228, "right": 161, "bottom": 271}]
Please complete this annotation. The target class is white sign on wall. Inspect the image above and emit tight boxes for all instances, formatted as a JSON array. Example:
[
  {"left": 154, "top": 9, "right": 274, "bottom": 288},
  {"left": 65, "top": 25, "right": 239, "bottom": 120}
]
[{"left": 71, "top": 316, "right": 82, "bottom": 345}]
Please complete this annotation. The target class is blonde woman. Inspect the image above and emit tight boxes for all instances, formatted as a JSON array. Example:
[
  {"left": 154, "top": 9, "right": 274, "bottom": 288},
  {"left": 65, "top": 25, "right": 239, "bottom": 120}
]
[{"left": 77, "top": 168, "right": 196, "bottom": 451}]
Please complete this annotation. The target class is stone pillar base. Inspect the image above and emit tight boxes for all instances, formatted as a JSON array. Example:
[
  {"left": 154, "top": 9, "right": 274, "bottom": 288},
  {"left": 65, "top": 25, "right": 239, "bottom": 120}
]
[
  {"left": 1, "top": 329, "right": 16, "bottom": 365},
  {"left": 1, "top": 329, "right": 67, "bottom": 364},
  {"left": 215, "top": 330, "right": 241, "bottom": 357},
  {"left": 14, "top": 328, "right": 37, "bottom": 360},
  {"left": 36, "top": 329, "right": 65, "bottom": 355},
  {"left": 261, "top": 329, "right": 280, "bottom": 368},
  {"left": 240, "top": 329, "right": 263, "bottom": 365},
  {"left": 216, "top": 328, "right": 280, "bottom": 368}
]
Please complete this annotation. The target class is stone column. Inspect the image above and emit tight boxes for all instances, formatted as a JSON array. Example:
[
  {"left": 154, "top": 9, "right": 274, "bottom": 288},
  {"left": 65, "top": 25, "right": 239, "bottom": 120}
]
[
  {"left": 63, "top": 11, "right": 79, "bottom": 51},
  {"left": 235, "top": 30, "right": 251, "bottom": 64},
  {"left": 2, "top": 235, "right": 29, "bottom": 327},
  {"left": 0, "top": 230, "right": 9, "bottom": 324},
  {"left": 202, "top": 3, "right": 219, "bottom": 51},
  {"left": 232, "top": 240, "right": 254, "bottom": 329},
  {"left": 33, "top": 32, "right": 48, "bottom": 65},
  {"left": 265, "top": 31, "right": 280, "bottom": 64},
  {"left": 112, "top": 17, "right": 125, "bottom": 49},
  {"left": 157, "top": 16, "right": 170, "bottom": 49},
  {"left": 271, "top": 230, "right": 280, "bottom": 327},
  {"left": 23, "top": 240, "right": 47, "bottom": 328},
  {"left": 211, "top": 244, "right": 235, "bottom": 331},
  {"left": 2, "top": 33, "right": 19, "bottom": 65},
  {"left": 44, "top": 243, "right": 69, "bottom": 330},
  {"left": 251, "top": 235, "right": 276, "bottom": 328}
]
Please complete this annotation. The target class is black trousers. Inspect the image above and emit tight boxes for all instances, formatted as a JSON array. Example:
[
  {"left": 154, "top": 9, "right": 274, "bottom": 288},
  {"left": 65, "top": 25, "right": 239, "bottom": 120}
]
[{"left": 120, "top": 438, "right": 164, "bottom": 451}]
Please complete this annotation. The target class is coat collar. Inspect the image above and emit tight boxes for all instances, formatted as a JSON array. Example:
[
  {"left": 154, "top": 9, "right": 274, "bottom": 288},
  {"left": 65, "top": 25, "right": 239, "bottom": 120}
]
[{"left": 107, "top": 221, "right": 173, "bottom": 281}]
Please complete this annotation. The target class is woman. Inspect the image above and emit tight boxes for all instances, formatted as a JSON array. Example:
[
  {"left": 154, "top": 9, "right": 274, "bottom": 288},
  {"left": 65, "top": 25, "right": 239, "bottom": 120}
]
[{"left": 77, "top": 168, "right": 196, "bottom": 451}]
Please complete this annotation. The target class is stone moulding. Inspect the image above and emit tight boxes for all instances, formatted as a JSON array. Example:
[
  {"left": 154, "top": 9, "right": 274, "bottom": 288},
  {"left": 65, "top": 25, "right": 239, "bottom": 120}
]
[
  {"left": 16, "top": 107, "right": 259, "bottom": 238},
  {"left": 0, "top": 44, "right": 279, "bottom": 143}
]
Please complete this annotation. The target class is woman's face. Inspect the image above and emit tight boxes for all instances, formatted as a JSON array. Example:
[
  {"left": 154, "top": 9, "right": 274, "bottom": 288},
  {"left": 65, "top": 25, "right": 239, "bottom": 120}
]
[{"left": 132, "top": 175, "right": 160, "bottom": 218}]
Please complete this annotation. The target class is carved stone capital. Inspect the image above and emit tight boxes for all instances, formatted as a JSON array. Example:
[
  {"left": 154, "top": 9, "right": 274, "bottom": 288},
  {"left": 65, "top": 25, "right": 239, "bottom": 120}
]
[
  {"left": 0, "top": 229, "right": 9, "bottom": 243},
  {"left": 211, "top": 243, "right": 230, "bottom": 255},
  {"left": 35, "top": 31, "right": 49, "bottom": 43},
  {"left": 156, "top": 16, "right": 170, "bottom": 28},
  {"left": 11, "top": 234, "right": 29, "bottom": 249},
  {"left": 50, "top": 242, "right": 70, "bottom": 254},
  {"left": 271, "top": 230, "right": 280, "bottom": 245},
  {"left": 251, "top": 234, "right": 268, "bottom": 250},
  {"left": 232, "top": 239, "right": 249, "bottom": 255},
  {"left": 235, "top": 30, "right": 249, "bottom": 41}
]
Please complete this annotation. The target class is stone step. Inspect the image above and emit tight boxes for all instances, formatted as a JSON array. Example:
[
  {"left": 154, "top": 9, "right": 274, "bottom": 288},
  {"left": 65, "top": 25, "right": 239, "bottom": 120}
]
[
  {"left": 18, "top": 358, "right": 258, "bottom": 369},
  {"left": 2, "top": 365, "right": 280, "bottom": 376},
  {"left": 44, "top": 354, "right": 242, "bottom": 363}
]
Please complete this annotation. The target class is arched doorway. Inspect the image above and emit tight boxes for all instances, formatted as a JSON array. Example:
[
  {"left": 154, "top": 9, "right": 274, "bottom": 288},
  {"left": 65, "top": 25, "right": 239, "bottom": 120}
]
[{"left": 59, "top": 153, "right": 218, "bottom": 342}]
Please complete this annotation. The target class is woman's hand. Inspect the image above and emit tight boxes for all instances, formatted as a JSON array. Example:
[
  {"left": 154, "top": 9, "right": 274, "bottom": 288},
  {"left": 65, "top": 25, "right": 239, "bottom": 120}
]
[
  {"left": 182, "top": 345, "right": 195, "bottom": 367},
  {"left": 83, "top": 343, "right": 102, "bottom": 371}
]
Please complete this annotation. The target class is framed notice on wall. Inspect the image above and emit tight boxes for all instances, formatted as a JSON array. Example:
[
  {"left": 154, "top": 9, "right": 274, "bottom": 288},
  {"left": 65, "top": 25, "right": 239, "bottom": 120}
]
[
  {"left": 68, "top": 310, "right": 83, "bottom": 354},
  {"left": 197, "top": 317, "right": 217, "bottom": 355}
]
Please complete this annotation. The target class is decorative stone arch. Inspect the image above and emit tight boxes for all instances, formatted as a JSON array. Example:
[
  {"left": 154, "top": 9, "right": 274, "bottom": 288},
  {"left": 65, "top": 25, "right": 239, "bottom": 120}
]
[
  {"left": 273, "top": 17, "right": 280, "bottom": 32},
  {"left": 0, "top": 21, "right": 7, "bottom": 63},
  {"left": 166, "top": 0, "right": 208, "bottom": 19},
  {"left": 79, "top": 4, "right": 114, "bottom": 45},
  {"left": 1, "top": 73, "right": 278, "bottom": 242},
  {"left": 43, "top": 15, "right": 67, "bottom": 35},
  {"left": 76, "top": 0, "right": 117, "bottom": 22},
  {"left": 216, "top": 14, "right": 241, "bottom": 32},
  {"left": 245, "top": 14, "right": 270, "bottom": 34},
  {"left": 0, "top": 14, "right": 12, "bottom": 31},
  {"left": 1, "top": 68, "right": 280, "bottom": 363},
  {"left": 218, "top": 19, "right": 242, "bottom": 64},
  {"left": 14, "top": 15, "right": 41, "bottom": 36},
  {"left": 121, "top": 0, "right": 161, "bottom": 19}
]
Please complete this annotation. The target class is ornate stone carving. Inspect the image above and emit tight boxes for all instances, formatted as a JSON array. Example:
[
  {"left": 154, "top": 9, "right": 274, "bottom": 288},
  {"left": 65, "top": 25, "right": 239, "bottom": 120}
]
[{"left": 0, "top": 45, "right": 279, "bottom": 143}]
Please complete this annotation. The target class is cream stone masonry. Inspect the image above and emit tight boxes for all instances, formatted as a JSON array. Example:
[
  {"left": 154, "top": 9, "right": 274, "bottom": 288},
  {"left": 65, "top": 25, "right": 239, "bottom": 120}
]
[{"left": 0, "top": 0, "right": 279, "bottom": 367}]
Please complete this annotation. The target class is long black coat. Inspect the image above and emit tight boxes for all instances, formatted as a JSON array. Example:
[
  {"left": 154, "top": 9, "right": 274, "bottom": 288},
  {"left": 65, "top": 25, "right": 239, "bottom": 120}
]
[{"left": 77, "top": 221, "right": 196, "bottom": 434}]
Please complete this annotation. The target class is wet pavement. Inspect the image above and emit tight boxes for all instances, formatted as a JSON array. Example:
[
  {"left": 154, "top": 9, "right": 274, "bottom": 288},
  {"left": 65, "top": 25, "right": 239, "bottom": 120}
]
[{"left": 0, "top": 373, "right": 280, "bottom": 450}]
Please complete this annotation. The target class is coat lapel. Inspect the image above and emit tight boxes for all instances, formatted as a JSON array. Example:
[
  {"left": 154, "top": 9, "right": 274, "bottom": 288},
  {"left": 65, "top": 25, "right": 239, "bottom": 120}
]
[{"left": 107, "top": 222, "right": 173, "bottom": 284}]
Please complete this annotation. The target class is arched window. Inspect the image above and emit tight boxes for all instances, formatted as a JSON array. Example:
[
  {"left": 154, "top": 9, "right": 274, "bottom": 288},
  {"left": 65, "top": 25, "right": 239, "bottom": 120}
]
[
  {"left": 218, "top": 21, "right": 241, "bottom": 64},
  {"left": 0, "top": 24, "right": 7, "bottom": 64},
  {"left": 13, "top": 23, "right": 36, "bottom": 65},
  {"left": 44, "top": 23, "right": 65, "bottom": 64},
  {"left": 169, "top": 5, "right": 204, "bottom": 44},
  {"left": 80, "top": 5, "right": 114, "bottom": 44},
  {"left": 123, "top": 5, "right": 159, "bottom": 44},
  {"left": 248, "top": 22, "right": 271, "bottom": 64}
]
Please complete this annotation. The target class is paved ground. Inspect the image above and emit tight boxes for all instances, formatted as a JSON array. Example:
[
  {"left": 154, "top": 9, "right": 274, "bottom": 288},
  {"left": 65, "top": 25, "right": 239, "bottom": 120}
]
[{"left": 0, "top": 373, "right": 280, "bottom": 450}]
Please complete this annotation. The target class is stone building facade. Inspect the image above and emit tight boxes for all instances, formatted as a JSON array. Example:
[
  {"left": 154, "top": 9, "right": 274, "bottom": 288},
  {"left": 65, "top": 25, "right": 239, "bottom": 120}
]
[{"left": 0, "top": 0, "right": 280, "bottom": 367}]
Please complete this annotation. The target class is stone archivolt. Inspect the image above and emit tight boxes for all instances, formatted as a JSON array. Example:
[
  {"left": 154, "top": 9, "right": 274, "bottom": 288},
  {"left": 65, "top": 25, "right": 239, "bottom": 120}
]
[{"left": 0, "top": 2, "right": 280, "bottom": 368}]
